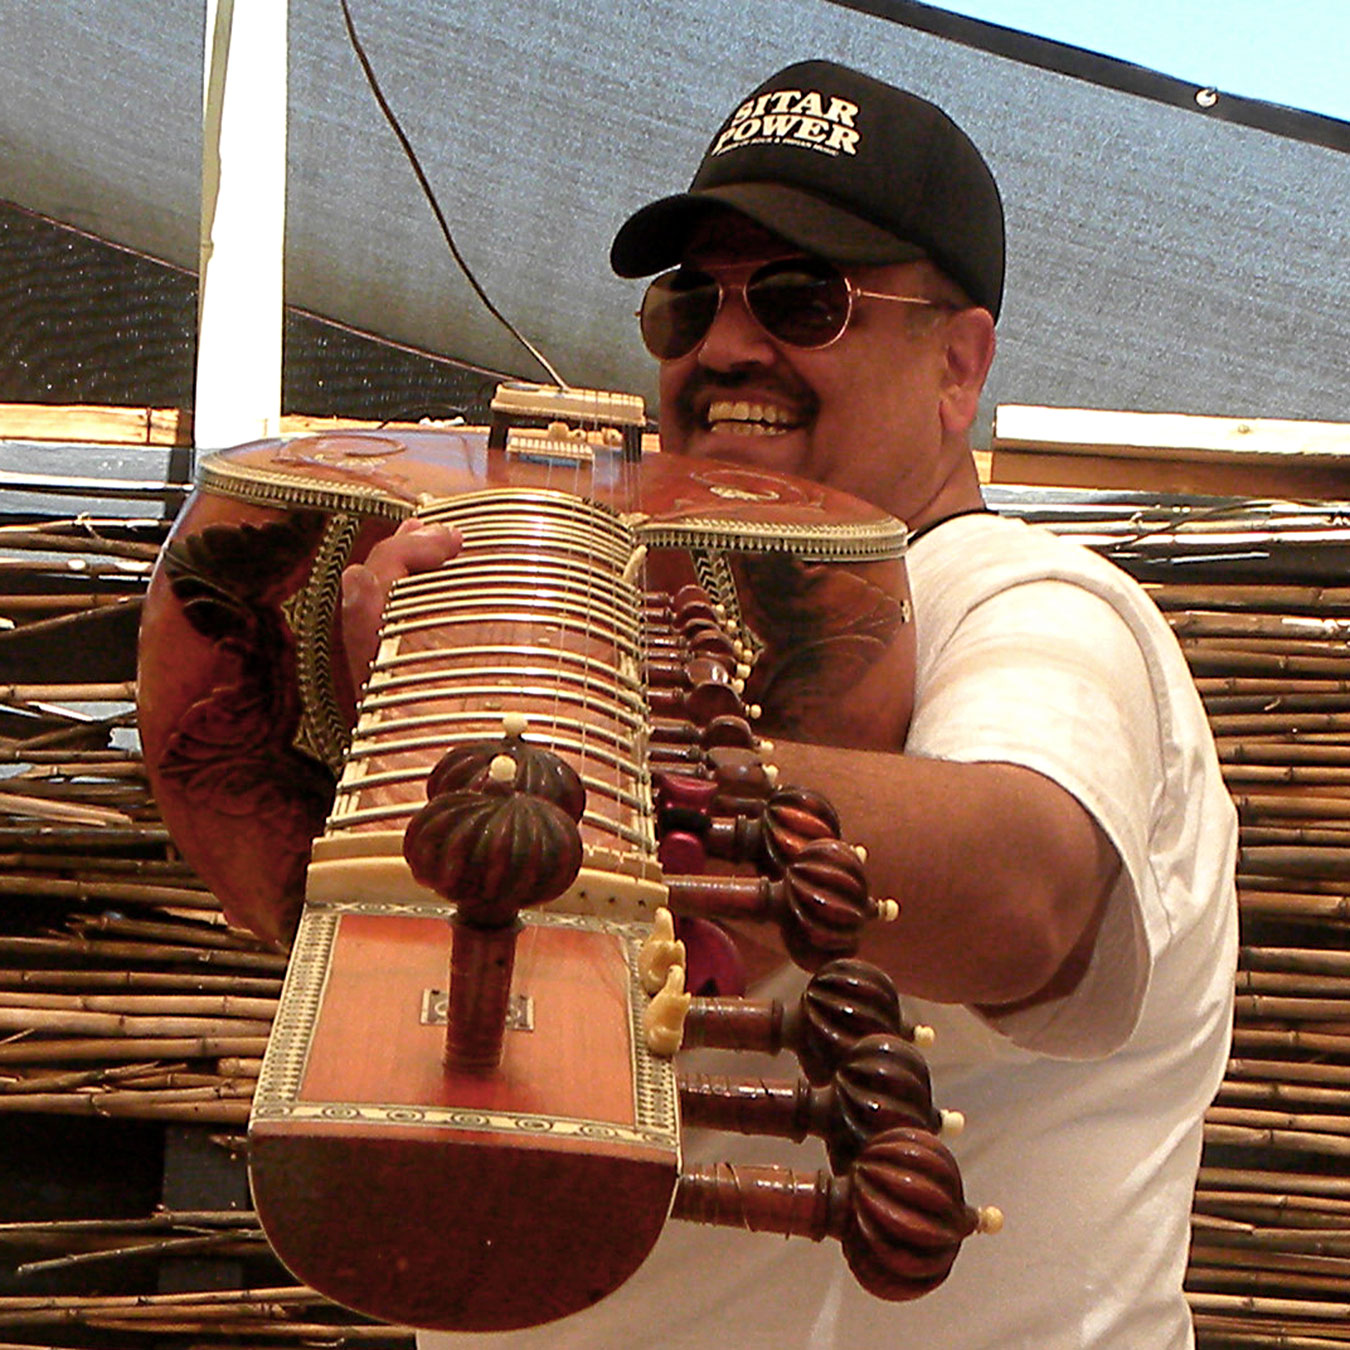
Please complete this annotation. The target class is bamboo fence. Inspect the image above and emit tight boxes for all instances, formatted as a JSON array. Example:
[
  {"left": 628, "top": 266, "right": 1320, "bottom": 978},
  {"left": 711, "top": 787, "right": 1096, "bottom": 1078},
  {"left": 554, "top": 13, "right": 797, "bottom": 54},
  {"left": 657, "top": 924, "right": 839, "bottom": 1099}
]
[
  {"left": 0, "top": 515, "right": 412, "bottom": 1346},
  {"left": 3, "top": 500, "right": 1350, "bottom": 1344},
  {"left": 1088, "top": 507, "right": 1350, "bottom": 1348},
  {"left": 1175, "top": 575, "right": 1350, "bottom": 1346}
]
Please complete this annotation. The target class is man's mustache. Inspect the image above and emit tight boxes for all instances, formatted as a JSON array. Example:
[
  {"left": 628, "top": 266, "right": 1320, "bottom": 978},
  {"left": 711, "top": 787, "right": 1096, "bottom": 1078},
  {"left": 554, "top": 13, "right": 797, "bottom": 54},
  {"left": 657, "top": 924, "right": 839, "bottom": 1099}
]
[{"left": 670, "top": 369, "right": 818, "bottom": 424}]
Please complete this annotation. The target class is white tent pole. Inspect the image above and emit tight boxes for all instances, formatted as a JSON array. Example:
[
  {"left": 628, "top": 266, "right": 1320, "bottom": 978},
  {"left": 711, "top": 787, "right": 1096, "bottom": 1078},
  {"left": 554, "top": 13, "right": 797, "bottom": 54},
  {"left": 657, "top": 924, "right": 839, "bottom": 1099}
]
[{"left": 195, "top": 0, "right": 288, "bottom": 452}]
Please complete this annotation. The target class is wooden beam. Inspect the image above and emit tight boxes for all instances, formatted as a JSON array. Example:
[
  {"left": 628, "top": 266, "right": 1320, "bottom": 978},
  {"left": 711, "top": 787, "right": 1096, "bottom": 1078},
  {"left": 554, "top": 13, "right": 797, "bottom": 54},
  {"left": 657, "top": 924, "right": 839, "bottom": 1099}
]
[
  {"left": 0, "top": 405, "right": 664, "bottom": 457},
  {"left": 991, "top": 406, "right": 1350, "bottom": 499},
  {"left": 0, "top": 404, "right": 192, "bottom": 447}
]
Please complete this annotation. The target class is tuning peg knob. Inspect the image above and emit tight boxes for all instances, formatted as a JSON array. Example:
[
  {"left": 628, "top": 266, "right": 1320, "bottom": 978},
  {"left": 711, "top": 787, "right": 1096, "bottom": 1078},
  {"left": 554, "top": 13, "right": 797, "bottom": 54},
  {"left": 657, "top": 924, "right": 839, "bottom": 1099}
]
[
  {"left": 425, "top": 731, "right": 585, "bottom": 822},
  {"left": 759, "top": 786, "right": 844, "bottom": 870},
  {"left": 792, "top": 958, "right": 926, "bottom": 1084},
  {"left": 843, "top": 1127, "right": 989, "bottom": 1301},
  {"left": 777, "top": 839, "right": 893, "bottom": 970},
  {"left": 828, "top": 1033, "right": 943, "bottom": 1171},
  {"left": 404, "top": 788, "right": 582, "bottom": 924}
]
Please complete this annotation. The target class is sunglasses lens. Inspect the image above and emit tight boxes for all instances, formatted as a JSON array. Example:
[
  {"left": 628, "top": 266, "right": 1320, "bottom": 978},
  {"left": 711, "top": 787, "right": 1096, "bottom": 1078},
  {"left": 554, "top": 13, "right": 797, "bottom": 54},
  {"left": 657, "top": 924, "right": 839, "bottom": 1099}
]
[
  {"left": 638, "top": 261, "right": 853, "bottom": 358},
  {"left": 639, "top": 269, "right": 720, "bottom": 359},
  {"left": 746, "top": 262, "right": 851, "bottom": 348}
]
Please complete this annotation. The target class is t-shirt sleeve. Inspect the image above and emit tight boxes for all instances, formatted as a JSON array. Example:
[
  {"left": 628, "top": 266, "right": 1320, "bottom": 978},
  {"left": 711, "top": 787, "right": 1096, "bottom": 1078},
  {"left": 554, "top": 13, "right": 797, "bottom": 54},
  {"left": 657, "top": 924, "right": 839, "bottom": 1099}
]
[{"left": 906, "top": 577, "right": 1163, "bottom": 1057}]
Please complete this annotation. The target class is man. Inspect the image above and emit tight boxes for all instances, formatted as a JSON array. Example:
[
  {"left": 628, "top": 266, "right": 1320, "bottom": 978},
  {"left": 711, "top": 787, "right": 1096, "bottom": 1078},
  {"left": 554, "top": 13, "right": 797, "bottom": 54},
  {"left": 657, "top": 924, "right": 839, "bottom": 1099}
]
[{"left": 374, "top": 59, "right": 1236, "bottom": 1350}]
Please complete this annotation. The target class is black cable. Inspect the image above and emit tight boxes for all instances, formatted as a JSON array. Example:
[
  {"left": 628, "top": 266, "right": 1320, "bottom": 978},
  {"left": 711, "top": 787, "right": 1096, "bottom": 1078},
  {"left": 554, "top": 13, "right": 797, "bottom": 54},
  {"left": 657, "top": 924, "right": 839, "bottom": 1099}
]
[{"left": 338, "top": 0, "right": 568, "bottom": 388}]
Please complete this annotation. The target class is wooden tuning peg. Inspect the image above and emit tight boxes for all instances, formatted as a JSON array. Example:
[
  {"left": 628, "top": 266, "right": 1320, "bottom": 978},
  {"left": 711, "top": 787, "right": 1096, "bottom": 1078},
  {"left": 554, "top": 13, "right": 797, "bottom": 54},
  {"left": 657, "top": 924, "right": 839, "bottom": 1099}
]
[
  {"left": 680, "top": 956, "right": 934, "bottom": 1083},
  {"left": 403, "top": 733, "right": 585, "bottom": 1073},
  {"left": 671, "top": 1126, "right": 998, "bottom": 1301},
  {"left": 664, "top": 837, "right": 898, "bottom": 970}
]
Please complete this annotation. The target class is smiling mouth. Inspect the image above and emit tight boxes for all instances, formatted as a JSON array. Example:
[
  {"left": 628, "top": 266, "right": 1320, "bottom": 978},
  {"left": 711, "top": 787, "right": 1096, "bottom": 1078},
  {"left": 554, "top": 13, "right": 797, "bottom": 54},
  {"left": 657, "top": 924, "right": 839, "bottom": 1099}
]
[{"left": 704, "top": 400, "right": 803, "bottom": 436}]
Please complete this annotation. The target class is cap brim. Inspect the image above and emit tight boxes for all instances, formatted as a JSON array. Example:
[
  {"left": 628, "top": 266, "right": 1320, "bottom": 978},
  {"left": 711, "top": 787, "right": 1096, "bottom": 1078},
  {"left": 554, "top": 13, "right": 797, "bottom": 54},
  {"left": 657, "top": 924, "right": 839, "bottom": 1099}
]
[{"left": 610, "top": 182, "right": 928, "bottom": 278}]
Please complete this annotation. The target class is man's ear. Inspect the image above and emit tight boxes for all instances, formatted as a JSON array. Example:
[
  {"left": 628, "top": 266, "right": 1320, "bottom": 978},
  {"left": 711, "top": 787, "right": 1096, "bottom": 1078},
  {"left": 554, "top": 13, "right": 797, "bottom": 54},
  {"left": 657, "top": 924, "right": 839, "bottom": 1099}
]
[{"left": 939, "top": 307, "right": 996, "bottom": 436}]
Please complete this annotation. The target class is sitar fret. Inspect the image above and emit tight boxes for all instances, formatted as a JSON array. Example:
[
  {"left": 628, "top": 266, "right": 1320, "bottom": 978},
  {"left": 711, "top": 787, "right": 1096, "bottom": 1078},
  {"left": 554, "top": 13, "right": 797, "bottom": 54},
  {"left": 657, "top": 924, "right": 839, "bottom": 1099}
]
[
  {"left": 391, "top": 559, "right": 640, "bottom": 606},
  {"left": 312, "top": 484, "right": 659, "bottom": 916},
  {"left": 333, "top": 758, "right": 645, "bottom": 811},
  {"left": 379, "top": 607, "right": 643, "bottom": 661},
  {"left": 366, "top": 658, "right": 647, "bottom": 712},
  {"left": 348, "top": 709, "right": 642, "bottom": 759},
  {"left": 370, "top": 643, "right": 645, "bottom": 696},
  {"left": 324, "top": 800, "right": 651, "bottom": 851},
  {"left": 382, "top": 588, "right": 639, "bottom": 640}
]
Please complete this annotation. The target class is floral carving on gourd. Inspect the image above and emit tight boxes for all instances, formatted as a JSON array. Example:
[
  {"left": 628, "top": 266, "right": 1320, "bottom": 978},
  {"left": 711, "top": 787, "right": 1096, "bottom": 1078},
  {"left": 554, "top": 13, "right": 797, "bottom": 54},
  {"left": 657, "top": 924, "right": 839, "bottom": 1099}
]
[
  {"left": 156, "top": 512, "right": 336, "bottom": 936},
  {"left": 732, "top": 553, "right": 905, "bottom": 743}
]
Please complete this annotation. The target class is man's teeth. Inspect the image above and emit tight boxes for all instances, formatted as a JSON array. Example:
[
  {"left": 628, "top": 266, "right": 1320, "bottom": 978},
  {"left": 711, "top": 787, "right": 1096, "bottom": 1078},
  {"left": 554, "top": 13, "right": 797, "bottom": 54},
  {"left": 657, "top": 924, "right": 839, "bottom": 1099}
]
[{"left": 706, "top": 400, "right": 796, "bottom": 435}]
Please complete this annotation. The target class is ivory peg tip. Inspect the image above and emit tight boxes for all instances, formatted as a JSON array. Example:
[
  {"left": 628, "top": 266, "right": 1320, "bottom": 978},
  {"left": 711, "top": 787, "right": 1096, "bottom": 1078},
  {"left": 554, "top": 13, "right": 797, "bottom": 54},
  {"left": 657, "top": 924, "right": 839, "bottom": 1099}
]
[
  {"left": 637, "top": 907, "right": 686, "bottom": 995},
  {"left": 976, "top": 1206, "right": 1004, "bottom": 1235},
  {"left": 735, "top": 664, "right": 752, "bottom": 681},
  {"left": 913, "top": 1024, "right": 936, "bottom": 1049},
  {"left": 488, "top": 754, "right": 516, "bottom": 784},
  {"left": 876, "top": 898, "right": 900, "bottom": 923},
  {"left": 764, "top": 763, "right": 779, "bottom": 785},
  {"left": 645, "top": 939, "right": 687, "bottom": 996},
  {"left": 940, "top": 1109, "right": 966, "bottom": 1137},
  {"left": 747, "top": 704, "right": 762, "bottom": 720},
  {"left": 501, "top": 711, "right": 529, "bottom": 736},
  {"left": 643, "top": 963, "right": 691, "bottom": 1057},
  {"left": 622, "top": 544, "right": 649, "bottom": 584},
  {"left": 758, "top": 738, "right": 774, "bottom": 753},
  {"left": 853, "top": 843, "right": 868, "bottom": 863}
]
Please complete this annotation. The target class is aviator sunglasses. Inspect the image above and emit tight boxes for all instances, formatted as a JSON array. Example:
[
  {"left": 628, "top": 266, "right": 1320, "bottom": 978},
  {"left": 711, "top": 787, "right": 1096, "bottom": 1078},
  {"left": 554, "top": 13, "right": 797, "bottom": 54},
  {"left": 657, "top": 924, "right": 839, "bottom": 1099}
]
[{"left": 638, "top": 256, "right": 951, "bottom": 360}]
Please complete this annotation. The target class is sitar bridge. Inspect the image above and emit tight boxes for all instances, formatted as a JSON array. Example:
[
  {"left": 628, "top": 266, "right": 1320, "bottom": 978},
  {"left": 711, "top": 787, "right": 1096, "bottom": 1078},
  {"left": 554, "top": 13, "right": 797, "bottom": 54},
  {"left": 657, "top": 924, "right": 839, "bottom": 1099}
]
[{"left": 489, "top": 380, "right": 647, "bottom": 463}]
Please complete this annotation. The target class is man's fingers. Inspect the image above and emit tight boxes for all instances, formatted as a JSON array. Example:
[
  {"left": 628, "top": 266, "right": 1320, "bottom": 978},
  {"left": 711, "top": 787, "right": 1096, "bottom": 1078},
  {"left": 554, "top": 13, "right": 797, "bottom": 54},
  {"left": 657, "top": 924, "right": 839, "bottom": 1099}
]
[
  {"left": 340, "top": 520, "right": 462, "bottom": 692},
  {"left": 364, "top": 519, "right": 462, "bottom": 588}
]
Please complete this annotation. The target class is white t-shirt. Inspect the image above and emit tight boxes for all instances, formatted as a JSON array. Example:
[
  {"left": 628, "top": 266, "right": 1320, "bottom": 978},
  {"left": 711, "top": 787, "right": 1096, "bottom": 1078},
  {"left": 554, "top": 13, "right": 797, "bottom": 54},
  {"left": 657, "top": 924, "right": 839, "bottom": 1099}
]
[{"left": 420, "top": 513, "right": 1237, "bottom": 1350}]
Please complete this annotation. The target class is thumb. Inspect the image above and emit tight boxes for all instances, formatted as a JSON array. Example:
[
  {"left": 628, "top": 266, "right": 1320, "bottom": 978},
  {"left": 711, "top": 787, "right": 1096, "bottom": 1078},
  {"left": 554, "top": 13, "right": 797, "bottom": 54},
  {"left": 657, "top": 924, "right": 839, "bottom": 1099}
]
[{"left": 340, "top": 561, "right": 385, "bottom": 693}]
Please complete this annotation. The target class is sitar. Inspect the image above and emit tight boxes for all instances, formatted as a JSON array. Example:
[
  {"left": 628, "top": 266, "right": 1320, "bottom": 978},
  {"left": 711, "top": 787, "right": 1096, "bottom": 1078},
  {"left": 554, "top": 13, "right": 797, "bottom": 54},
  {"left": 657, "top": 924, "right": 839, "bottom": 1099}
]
[{"left": 137, "top": 383, "right": 998, "bottom": 1332}]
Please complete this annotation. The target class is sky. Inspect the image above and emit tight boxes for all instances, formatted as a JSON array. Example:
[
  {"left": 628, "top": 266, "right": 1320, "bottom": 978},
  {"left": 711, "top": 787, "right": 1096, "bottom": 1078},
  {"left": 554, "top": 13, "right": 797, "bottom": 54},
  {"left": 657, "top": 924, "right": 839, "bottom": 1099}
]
[{"left": 933, "top": 0, "right": 1350, "bottom": 123}]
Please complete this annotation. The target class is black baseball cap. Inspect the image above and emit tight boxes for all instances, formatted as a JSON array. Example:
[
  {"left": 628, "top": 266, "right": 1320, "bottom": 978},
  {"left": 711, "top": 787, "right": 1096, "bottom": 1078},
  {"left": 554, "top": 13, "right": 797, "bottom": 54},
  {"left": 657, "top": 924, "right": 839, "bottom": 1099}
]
[{"left": 610, "top": 60, "right": 1005, "bottom": 319}]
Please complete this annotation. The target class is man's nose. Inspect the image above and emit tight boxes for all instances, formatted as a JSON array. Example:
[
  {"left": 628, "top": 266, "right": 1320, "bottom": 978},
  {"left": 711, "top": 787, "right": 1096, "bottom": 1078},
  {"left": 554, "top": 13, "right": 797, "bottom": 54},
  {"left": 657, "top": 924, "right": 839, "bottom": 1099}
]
[{"left": 695, "top": 286, "right": 778, "bottom": 370}]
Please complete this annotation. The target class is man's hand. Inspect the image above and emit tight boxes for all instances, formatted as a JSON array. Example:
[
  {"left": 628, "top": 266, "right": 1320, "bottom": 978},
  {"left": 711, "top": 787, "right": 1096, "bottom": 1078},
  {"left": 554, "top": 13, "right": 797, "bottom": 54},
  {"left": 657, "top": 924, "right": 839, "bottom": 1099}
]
[{"left": 340, "top": 518, "right": 461, "bottom": 692}]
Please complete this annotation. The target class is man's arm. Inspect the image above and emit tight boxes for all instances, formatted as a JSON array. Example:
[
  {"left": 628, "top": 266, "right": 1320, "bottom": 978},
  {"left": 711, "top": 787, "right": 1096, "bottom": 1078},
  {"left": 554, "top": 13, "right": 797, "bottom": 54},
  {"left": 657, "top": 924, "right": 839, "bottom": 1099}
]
[{"left": 764, "top": 739, "right": 1121, "bottom": 1008}]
